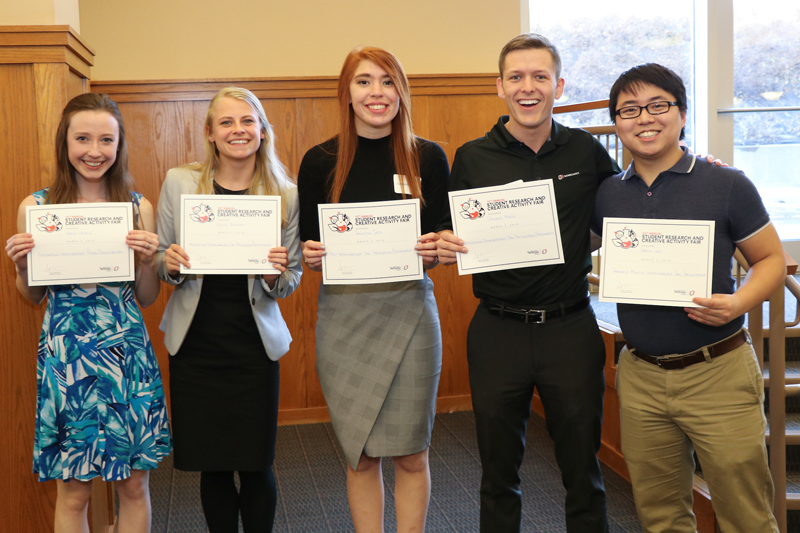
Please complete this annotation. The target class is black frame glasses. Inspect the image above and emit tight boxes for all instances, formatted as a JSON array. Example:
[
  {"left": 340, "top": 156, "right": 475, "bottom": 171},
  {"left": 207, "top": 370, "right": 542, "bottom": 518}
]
[{"left": 615, "top": 101, "right": 679, "bottom": 119}]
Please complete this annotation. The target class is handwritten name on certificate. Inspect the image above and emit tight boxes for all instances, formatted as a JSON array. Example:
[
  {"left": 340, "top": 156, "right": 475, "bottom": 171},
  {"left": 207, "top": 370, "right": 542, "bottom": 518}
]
[
  {"left": 319, "top": 199, "right": 423, "bottom": 285},
  {"left": 26, "top": 202, "right": 134, "bottom": 286},
  {"left": 599, "top": 218, "right": 715, "bottom": 307},
  {"left": 180, "top": 194, "right": 281, "bottom": 275},
  {"left": 448, "top": 180, "right": 565, "bottom": 275}
]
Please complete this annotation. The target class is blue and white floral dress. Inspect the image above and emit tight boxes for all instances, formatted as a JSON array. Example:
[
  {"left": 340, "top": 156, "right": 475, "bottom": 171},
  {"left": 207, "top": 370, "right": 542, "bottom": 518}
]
[{"left": 32, "top": 188, "right": 171, "bottom": 481}]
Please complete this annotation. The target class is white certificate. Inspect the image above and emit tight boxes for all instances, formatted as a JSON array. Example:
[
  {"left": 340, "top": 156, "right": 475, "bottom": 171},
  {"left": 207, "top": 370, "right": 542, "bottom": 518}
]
[
  {"left": 319, "top": 199, "right": 423, "bottom": 285},
  {"left": 448, "top": 180, "right": 565, "bottom": 275},
  {"left": 26, "top": 202, "right": 134, "bottom": 286},
  {"left": 180, "top": 194, "right": 281, "bottom": 275},
  {"left": 599, "top": 218, "right": 715, "bottom": 307}
]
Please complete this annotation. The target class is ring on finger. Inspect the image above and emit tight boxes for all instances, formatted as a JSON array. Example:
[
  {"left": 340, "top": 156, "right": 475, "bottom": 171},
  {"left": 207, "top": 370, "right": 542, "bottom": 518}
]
[{"left": 147, "top": 243, "right": 151, "bottom": 250}]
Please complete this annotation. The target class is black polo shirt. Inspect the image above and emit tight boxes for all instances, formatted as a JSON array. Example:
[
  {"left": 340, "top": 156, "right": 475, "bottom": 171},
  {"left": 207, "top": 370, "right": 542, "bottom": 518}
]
[{"left": 439, "top": 117, "right": 620, "bottom": 306}]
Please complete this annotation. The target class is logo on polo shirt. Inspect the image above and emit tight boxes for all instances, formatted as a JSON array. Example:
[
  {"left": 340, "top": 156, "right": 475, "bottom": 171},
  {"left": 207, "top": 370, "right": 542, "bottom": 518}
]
[
  {"left": 459, "top": 199, "right": 485, "bottom": 220},
  {"left": 327, "top": 212, "right": 353, "bottom": 233},
  {"left": 612, "top": 227, "right": 639, "bottom": 249}
]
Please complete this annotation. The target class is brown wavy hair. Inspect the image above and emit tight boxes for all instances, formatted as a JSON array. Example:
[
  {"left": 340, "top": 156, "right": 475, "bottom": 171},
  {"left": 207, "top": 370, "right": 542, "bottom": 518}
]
[
  {"left": 187, "top": 87, "right": 292, "bottom": 226},
  {"left": 328, "top": 47, "right": 422, "bottom": 204},
  {"left": 49, "top": 93, "right": 139, "bottom": 227}
]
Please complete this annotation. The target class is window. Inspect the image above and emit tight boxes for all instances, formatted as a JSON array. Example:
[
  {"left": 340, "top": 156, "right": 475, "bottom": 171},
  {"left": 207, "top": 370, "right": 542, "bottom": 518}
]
[
  {"left": 527, "top": 0, "right": 694, "bottom": 145},
  {"left": 732, "top": 0, "right": 800, "bottom": 240}
]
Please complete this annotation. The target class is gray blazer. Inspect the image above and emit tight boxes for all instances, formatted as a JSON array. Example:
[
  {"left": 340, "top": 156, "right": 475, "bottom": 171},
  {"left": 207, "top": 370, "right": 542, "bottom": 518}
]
[{"left": 155, "top": 166, "right": 302, "bottom": 360}]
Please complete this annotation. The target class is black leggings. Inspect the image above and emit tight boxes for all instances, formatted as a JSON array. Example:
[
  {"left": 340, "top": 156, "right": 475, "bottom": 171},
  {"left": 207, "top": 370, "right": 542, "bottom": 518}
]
[{"left": 200, "top": 469, "right": 277, "bottom": 533}]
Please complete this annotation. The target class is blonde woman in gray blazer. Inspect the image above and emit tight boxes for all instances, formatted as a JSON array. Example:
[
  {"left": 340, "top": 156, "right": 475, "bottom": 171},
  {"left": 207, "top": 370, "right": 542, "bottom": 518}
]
[{"left": 155, "top": 87, "right": 301, "bottom": 533}]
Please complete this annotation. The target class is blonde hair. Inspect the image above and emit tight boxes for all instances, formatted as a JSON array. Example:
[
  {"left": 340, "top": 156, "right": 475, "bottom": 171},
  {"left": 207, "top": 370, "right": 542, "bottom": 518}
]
[
  {"left": 329, "top": 47, "right": 421, "bottom": 205},
  {"left": 188, "top": 87, "right": 292, "bottom": 226}
]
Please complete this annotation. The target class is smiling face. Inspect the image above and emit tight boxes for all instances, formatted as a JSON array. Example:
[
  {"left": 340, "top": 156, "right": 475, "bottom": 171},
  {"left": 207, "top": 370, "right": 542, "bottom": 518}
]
[
  {"left": 207, "top": 97, "right": 265, "bottom": 164},
  {"left": 497, "top": 48, "right": 564, "bottom": 142},
  {"left": 614, "top": 83, "right": 686, "bottom": 165},
  {"left": 66, "top": 110, "right": 120, "bottom": 182},
  {"left": 349, "top": 59, "right": 400, "bottom": 138}
]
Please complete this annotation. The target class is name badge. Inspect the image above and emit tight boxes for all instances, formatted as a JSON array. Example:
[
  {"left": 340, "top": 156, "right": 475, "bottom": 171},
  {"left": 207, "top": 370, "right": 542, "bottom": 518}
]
[{"left": 393, "top": 174, "right": 419, "bottom": 195}]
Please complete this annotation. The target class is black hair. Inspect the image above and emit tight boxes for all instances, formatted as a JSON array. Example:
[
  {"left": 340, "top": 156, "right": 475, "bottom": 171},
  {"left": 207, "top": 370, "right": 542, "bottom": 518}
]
[{"left": 608, "top": 63, "right": 687, "bottom": 140}]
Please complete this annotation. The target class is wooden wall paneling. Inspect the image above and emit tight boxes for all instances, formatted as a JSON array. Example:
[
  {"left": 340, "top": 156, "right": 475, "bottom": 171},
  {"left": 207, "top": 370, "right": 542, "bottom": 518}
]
[
  {"left": 597, "top": 329, "right": 627, "bottom": 480},
  {"left": 410, "top": 94, "right": 431, "bottom": 141},
  {"left": 422, "top": 94, "right": 509, "bottom": 166},
  {"left": 33, "top": 63, "right": 67, "bottom": 187},
  {"left": 280, "top": 97, "right": 338, "bottom": 413},
  {"left": 420, "top": 92, "right": 508, "bottom": 404},
  {"left": 0, "top": 62, "right": 57, "bottom": 533},
  {"left": 67, "top": 69, "right": 87, "bottom": 102},
  {"left": 293, "top": 97, "right": 340, "bottom": 172},
  {"left": 260, "top": 98, "right": 298, "bottom": 175}
]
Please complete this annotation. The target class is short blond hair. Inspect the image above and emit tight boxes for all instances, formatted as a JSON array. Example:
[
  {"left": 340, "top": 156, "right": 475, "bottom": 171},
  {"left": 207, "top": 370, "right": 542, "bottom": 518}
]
[{"left": 499, "top": 33, "right": 562, "bottom": 80}]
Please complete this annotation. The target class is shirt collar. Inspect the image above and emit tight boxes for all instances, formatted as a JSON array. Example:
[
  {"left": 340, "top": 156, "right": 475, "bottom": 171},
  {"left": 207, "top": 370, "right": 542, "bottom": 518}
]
[
  {"left": 622, "top": 145, "right": 696, "bottom": 180},
  {"left": 492, "top": 116, "right": 571, "bottom": 151}
]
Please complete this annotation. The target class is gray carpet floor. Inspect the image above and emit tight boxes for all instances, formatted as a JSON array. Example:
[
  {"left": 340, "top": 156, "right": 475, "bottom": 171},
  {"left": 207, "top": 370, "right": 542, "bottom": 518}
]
[{"left": 148, "top": 411, "right": 642, "bottom": 533}]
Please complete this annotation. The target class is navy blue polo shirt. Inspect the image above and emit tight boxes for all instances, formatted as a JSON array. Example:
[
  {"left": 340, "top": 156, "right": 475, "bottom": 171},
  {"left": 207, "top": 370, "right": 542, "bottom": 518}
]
[
  {"left": 591, "top": 147, "right": 771, "bottom": 355},
  {"left": 439, "top": 117, "right": 621, "bottom": 306}
]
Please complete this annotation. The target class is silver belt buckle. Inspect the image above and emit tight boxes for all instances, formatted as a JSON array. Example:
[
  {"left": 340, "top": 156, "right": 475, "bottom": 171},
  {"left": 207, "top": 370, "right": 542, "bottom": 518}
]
[{"left": 524, "top": 308, "right": 546, "bottom": 324}]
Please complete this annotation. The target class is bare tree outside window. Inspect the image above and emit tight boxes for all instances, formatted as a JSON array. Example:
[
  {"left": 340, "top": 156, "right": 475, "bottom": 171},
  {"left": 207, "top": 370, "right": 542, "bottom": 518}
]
[
  {"left": 529, "top": 1, "right": 693, "bottom": 144},
  {"left": 531, "top": 1, "right": 800, "bottom": 239},
  {"left": 733, "top": 1, "right": 800, "bottom": 239}
]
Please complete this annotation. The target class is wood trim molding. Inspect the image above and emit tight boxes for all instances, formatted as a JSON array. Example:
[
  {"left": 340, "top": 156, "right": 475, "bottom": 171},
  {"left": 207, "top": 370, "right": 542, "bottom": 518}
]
[
  {"left": 90, "top": 74, "right": 502, "bottom": 102},
  {"left": 554, "top": 99, "right": 609, "bottom": 114},
  {"left": 0, "top": 25, "right": 94, "bottom": 77}
]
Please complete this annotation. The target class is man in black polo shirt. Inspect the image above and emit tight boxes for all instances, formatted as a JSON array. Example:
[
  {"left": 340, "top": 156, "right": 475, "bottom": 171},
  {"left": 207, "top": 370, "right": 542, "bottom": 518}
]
[{"left": 436, "top": 34, "right": 619, "bottom": 533}]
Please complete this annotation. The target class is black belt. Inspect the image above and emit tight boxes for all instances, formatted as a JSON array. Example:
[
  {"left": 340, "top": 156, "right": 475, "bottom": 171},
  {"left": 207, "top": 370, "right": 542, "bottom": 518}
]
[
  {"left": 481, "top": 296, "right": 590, "bottom": 324},
  {"left": 629, "top": 330, "right": 749, "bottom": 370}
]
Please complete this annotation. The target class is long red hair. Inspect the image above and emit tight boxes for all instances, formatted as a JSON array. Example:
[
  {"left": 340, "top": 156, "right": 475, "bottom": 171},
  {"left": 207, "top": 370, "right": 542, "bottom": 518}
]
[{"left": 329, "top": 47, "right": 422, "bottom": 204}]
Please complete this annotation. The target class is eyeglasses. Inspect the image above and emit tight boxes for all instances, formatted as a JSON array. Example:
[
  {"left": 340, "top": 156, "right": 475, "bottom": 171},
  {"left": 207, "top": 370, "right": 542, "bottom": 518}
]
[{"left": 615, "top": 101, "right": 679, "bottom": 119}]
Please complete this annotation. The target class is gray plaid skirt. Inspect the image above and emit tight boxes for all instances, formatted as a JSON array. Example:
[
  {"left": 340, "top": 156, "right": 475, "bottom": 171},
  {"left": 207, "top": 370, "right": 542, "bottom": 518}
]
[{"left": 315, "top": 275, "right": 442, "bottom": 470}]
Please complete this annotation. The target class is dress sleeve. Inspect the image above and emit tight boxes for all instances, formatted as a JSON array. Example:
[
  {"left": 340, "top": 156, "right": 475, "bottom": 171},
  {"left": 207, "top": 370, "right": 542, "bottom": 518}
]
[
  {"left": 155, "top": 168, "right": 185, "bottom": 285},
  {"left": 419, "top": 140, "right": 450, "bottom": 235},
  {"left": 436, "top": 146, "right": 470, "bottom": 232},
  {"left": 261, "top": 183, "right": 303, "bottom": 298},
  {"left": 297, "top": 146, "right": 331, "bottom": 242}
]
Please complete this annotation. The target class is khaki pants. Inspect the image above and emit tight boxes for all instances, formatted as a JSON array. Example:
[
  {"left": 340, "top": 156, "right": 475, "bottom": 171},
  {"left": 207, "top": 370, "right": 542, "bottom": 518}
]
[{"left": 617, "top": 334, "right": 779, "bottom": 533}]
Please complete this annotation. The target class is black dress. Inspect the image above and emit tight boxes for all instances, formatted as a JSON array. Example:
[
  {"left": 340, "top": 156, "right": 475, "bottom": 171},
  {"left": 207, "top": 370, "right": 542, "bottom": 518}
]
[{"left": 169, "top": 183, "right": 280, "bottom": 472}]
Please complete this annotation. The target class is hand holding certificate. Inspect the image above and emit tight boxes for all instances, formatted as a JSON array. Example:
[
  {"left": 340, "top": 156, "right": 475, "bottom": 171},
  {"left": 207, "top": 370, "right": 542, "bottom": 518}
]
[
  {"left": 26, "top": 202, "right": 135, "bottom": 286},
  {"left": 180, "top": 194, "right": 281, "bottom": 275},
  {"left": 599, "top": 218, "right": 715, "bottom": 307},
  {"left": 318, "top": 199, "right": 423, "bottom": 284},
  {"left": 448, "top": 180, "right": 565, "bottom": 275}
]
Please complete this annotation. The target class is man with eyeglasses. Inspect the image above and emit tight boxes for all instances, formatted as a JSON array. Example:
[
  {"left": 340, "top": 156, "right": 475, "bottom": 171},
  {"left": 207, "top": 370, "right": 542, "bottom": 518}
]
[{"left": 591, "top": 63, "right": 784, "bottom": 533}]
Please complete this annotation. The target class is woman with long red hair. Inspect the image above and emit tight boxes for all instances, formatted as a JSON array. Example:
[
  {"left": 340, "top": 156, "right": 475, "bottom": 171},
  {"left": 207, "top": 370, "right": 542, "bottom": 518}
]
[{"left": 298, "top": 47, "right": 450, "bottom": 532}]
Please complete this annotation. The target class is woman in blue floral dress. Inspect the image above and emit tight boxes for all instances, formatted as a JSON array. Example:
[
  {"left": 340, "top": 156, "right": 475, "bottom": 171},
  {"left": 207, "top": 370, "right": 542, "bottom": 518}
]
[{"left": 5, "top": 93, "right": 171, "bottom": 532}]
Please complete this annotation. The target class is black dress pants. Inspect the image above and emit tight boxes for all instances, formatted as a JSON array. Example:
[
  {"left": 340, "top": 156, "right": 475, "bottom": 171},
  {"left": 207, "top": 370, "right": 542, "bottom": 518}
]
[{"left": 467, "top": 305, "right": 609, "bottom": 533}]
